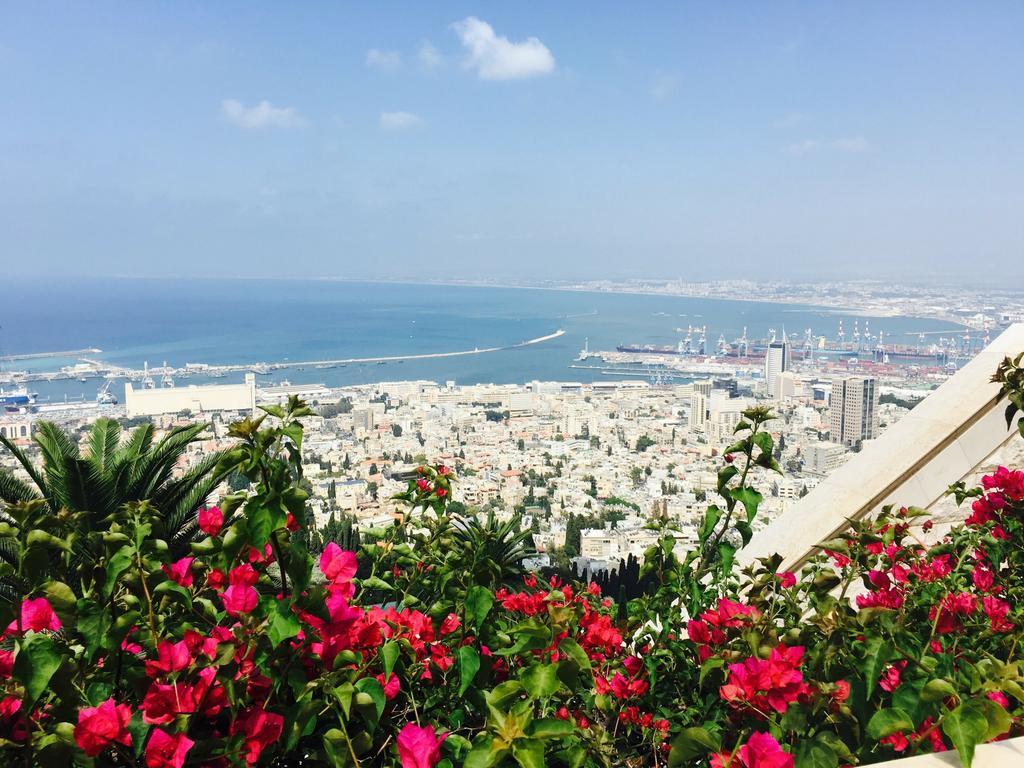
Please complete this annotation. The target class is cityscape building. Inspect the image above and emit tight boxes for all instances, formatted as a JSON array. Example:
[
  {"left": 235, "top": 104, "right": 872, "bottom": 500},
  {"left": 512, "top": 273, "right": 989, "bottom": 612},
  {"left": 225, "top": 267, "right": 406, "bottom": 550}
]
[{"left": 829, "top": 376, "right": 879, "bottom": 448}]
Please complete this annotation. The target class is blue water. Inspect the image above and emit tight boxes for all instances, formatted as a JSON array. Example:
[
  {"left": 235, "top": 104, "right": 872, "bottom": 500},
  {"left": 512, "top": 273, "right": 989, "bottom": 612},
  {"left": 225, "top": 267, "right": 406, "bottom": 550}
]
[{"left": 2, "top": 277, "right": 962, "bottom": 401}]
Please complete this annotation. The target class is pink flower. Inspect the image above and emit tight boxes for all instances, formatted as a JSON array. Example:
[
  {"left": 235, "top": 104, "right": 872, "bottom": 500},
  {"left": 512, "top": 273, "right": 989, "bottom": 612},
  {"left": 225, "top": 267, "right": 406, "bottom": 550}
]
[
  {"left": 231, "top": 707, "right": 284, "bottom": 764},
  {"left": 776, "top": 571, "right": 797, "bottom": 589},
  {"left": 74, "top": 698, "right": 132, "bottom": 757},
  {"left": 439, "top": 613, "right": 460, "bottom": 636},
  {"left": 222, "top": 584, "right": 259, "bottom": 616},
  {"left": 161, "top": 557, "right": 194, "bottom": 588},
  {"left": 207, "top": 568, "right": 227, "bottom": 590},
  {"left": 712, "top": 732, "right": 793, "bottom": 768},
  {"left": 988, "top": 691, "right": 1011, "bottom": 708},
  {"left": 144, "top": 640, "right": 191, "bottom": 679},
  {"left": 142, "top": 682, "right": 196, "bottom": 724},
  {"left": 982, "top": 595, "right": 1014, "bottom": 632},
  {"left": 197, "top": 506, "right": 224, "bottom": 536},
  {"left": 145, "top": 729, "right": 194, "bottom": 768},
  {"left": 221, "top": 564, "right": 260, "bottom": 616},
  {"left": 396, "top": 723, "right": 447, "bottom": 768},
  {"left": 376, "top": 672, "right": 401, "bottom": 700},
  {"left": 7, "top": 597, "right": 61, "bottom": 633},
  {"left": 0, "top": 696, "right": 27, "bottom": 742},
  {"left": 320, "top": 543, "right": 358, "bottom": 583},
  {"left": 879, "top": 661, "right": 906, "bottom": 693},
  {"left": 720, "top": 645, "right": 808, "bottom": 715}
]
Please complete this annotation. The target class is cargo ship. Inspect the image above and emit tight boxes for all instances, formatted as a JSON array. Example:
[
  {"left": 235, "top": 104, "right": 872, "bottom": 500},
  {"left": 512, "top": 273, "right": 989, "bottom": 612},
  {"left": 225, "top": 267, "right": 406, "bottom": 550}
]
[
  {"left": 0, "top": 387, "right": 37, "bottom": 411},
  {"left": 615, "top": 342, "right": 685, "bottom": 356}
]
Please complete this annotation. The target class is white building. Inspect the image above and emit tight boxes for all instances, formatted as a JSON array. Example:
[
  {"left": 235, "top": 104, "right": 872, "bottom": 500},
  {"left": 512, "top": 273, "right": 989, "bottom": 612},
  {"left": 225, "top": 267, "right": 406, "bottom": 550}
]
[
  {"left": 764, "top": 340, "right": 790, "bottom": 399},
  {"left": 125, "top": 375, "right": 256, "bottom": 418},
  {"left": 830, "top": 376, "right": 879, "bottom": 448}
]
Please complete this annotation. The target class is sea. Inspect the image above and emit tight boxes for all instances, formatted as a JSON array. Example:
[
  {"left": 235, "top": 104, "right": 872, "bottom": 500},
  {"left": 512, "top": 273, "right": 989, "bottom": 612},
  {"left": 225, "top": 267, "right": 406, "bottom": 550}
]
[{"left": 2, "top": 277, "right": 964, "bottom": 403}]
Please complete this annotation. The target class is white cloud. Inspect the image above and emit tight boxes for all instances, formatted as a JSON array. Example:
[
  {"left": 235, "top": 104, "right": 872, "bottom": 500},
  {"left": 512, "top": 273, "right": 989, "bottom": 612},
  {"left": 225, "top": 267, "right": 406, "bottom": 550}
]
[
  {"left": 417, "top": 40, "right": 443, "bottom": 70},
  {"left": 450, "top": 17, "right": 554, "bottom": 81},
  {"left": 221, "top": 99, "right": 307, "bottom": 129},
  {"left": 366, "top": 48, "right": 402, "bottom": 72},
  {"left": 833, "top": 136, "right": 869, "bottom": 153},
  {"left": 785, "top": 139, "right": 819, "bottom": 155},
  {"left": 650, "top": 72, "right": 677, "bottom": 103},
  {"left": 380, "top": 111, "right": 423, "bottom": 130}
]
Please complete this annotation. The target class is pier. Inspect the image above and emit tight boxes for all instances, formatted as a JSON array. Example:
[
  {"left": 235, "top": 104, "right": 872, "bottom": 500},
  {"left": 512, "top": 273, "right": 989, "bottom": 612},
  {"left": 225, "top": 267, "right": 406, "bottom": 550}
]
[
  {"left": 2, "top": 347, "right": 102, "bottom": 361},
  {"left": 6, "top": 330, "right": 566, "bottom": 384}
]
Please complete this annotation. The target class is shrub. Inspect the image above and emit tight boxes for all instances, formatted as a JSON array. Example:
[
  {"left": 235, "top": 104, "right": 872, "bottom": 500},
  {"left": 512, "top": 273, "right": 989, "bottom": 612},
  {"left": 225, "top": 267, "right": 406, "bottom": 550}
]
[{"left": 0, "top": 361, "right": 1023, "bottom": 767}]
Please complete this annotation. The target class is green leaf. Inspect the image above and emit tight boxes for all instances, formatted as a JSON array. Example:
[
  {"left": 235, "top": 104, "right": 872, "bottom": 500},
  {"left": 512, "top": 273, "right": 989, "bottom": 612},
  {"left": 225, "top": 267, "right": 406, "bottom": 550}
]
[
  {"left": 14, "top": 633, "right": 62, "bottom": 705},
  {"left": 354, "top": 677, "right": 386, "bottom": 723},
  {"left": 464, "top": 736, "right": 500, "bottom": 768},
  {"left": 866, "top": 708, "right": 914, "bottom": 740},
  {"left": 862, "top": 636, "right": 892, "bottom": 698},
  {"left": 716, "top": 465, "right": 739, "bottom": 495},
  {"left": 921, "top": 678, "right": 957, "bottom": 703},
  {"left": 794, "top": 739, "right": 837, "bottom": 768},
  {"left": 977, "top": 697, "right": 1013, "bottom": 741},
  {"left": 26, "top": 529, "right": 72, "bottom": 553},
  {"left": 521, "top": 663, "right": 561, "bottom": 699},
  {"left": 941, "top": 701, "right": 989, "bottom": 768},
  {"left": 466, "top": 585, "right": 494, "bottom": 631},
  {"left": 731, "top": 486, "right": 764, "bottom": 523},
  {"left": 557, "top": 638, "right": 593, "bottom": 685},
  {"left": 699, "top": 656, "right": 726, "bottom": 685},
  {"left": 381, "top": 641, "right": 399, "bottom": 679},
  {"left": 268, "top": 600, "right": 301, "bottom": 647},
  {"left": 698, "top": 505, "right": 722, "bottom": 546},
  {"left": 528, "top": 718, "right": 575, "bottom": 739},
  {"left": 668, "top": 727, "right": 720, "bottom": 766},
  {"left": 41, "top": 581, "right": 76, "bottom": 612},
  {"left": 247, "top": 504, "right": 273, "bottom": 547},
  {"left": 332, "top": 682, "right": 354, "bottom": 718},
  {"left": 153, "top": 580, "right": 193, "bottom": 608},
  {"left": 511, "top": 738, "right": 546, "bottom": 768},
  {"left": 458, "top": 646, "right": 481, "bottom": 696},
  {"left": 718, "top": 541, "right": 737, "bottom": 574},
  {"left": 104, "top": 545, "right": 134, "bottom": 599}
]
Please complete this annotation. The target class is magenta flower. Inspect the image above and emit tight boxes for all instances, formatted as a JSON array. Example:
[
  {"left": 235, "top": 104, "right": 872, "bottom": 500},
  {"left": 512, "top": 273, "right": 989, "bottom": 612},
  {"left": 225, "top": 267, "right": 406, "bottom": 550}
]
[{"left": 396, "top": 722, "right": 447, "bottom": 768}]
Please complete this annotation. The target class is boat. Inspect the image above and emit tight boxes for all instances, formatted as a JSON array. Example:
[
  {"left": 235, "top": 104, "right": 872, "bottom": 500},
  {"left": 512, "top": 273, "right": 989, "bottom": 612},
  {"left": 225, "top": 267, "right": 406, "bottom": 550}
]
[
  {"left": 96, "top": 381, "right": 118, "bottom": 405},
  {"left": 0, "top": 387, "right": 37, "bottom": 410},
  {"left": 616, "top": 343, "right": 685, "bottom": 356}
]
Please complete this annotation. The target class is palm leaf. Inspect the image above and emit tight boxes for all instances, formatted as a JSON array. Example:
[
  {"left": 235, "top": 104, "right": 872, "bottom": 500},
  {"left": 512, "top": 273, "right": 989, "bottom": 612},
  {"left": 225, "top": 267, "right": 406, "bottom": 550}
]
[
  {"left": 34, "top": 421, "right": 83, "bottom": 511},
  {"left": 126, "top": 423, "right": 208, "bottom": 501},
  {"left": 86, "top": 418, "right": 121, "bottom": 473},
  {"left": 0, "top": 468, "right": 41, "bottom": 506},
  {"left": 108, "top": 423, "right": 154, "bottom": 494},
  {"left": 62, "top": 456, "right": 118, "bottom": 524},
  {"left": 0, "top": 432, "right": 48, "bottom": 499}
]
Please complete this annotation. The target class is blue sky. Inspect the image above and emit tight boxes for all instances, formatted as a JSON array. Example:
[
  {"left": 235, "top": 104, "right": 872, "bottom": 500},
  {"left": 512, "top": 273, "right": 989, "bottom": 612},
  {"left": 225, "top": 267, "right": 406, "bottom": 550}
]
[{"left": 1, "top": 2, "right": 1021, "bottom": 282}]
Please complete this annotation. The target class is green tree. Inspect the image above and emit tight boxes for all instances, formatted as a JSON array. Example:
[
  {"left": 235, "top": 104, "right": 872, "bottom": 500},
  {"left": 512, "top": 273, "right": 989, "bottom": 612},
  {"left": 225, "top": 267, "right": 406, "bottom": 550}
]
[
  {"left": 635, "top": 434, "right": 655, "bottom": 452},
  {"left": 564, "top": 513, "right": 582, "bottom": 557},
  {"left": 0, "top": 418, "right": 228, "bottom": 560},
  {"left": 391, "top": 424, "right": 403, "bottom": 437}
]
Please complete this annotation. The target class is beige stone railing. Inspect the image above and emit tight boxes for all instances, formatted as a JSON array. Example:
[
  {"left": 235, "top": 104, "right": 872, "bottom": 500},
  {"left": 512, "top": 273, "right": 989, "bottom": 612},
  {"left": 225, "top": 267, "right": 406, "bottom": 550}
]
[{"left": 741, "top": 323, "right": 1024, "bottom": 572}]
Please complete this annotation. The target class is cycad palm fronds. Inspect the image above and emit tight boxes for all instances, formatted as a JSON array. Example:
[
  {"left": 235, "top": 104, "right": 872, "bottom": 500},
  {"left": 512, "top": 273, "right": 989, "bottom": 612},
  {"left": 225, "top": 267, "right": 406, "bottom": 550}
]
[{"left": 0, "top": 418, "right": 228, "bottom": 557}]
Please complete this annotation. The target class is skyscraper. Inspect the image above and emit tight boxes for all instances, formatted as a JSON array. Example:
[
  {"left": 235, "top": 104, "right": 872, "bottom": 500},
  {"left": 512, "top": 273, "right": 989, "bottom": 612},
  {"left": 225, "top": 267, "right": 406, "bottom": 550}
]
[
  {"left": 764, "top": 337, "right": 790, "bottom": 399},
  {"left": 829, "top": 376, "right": 879, "bottom": 448}
]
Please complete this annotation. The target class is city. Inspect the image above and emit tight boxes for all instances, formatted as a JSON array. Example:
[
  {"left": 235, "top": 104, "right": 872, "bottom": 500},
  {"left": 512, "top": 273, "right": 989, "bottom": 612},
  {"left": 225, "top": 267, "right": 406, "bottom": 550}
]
[
  {"left": 3, "top": 2, "right": 1024, "bottom": 766},
  {"left": 0, "top": 325, "right": 916, "bottom": 578}
]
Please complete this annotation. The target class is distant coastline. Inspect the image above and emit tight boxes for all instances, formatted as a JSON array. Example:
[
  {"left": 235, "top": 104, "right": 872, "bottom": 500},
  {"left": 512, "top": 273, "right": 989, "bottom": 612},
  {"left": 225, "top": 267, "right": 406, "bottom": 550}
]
[{"left": 299, "top": 276, "right": 971, "bottom": 327}]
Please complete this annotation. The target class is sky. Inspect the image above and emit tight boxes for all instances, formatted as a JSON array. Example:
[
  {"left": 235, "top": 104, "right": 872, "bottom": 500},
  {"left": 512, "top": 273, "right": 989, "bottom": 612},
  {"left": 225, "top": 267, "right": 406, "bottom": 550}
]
[{"left": 1, "top": 2, "right": 1022, "bottom": 283}]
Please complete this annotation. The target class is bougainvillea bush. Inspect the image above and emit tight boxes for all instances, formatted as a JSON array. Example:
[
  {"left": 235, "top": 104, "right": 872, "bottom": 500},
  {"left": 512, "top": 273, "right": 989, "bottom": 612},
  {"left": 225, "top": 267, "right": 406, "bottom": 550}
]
[{"left": 2, "top": 353, "right": 1024, "bottom": 767}]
